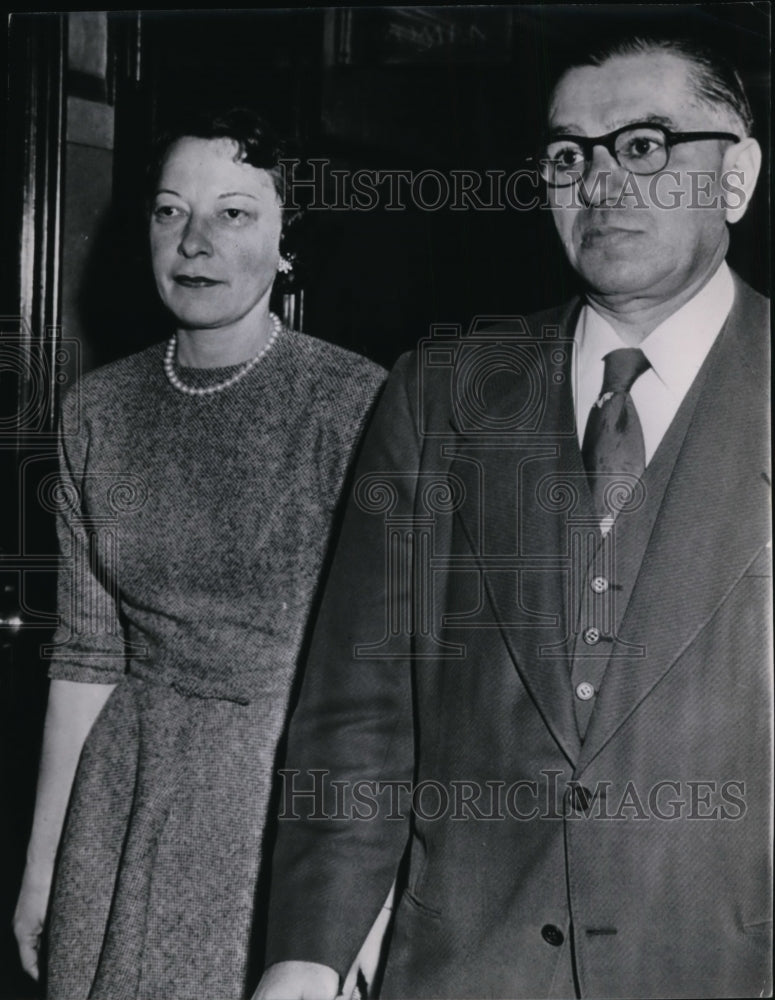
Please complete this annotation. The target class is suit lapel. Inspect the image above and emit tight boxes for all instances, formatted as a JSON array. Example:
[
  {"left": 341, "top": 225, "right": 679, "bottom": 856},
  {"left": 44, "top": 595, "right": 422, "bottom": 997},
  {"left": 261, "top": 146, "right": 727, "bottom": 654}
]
[
  {"left": 448, "top": 302, "right": 589, "bottom": 765},
  {"left": 577, "top": 281, "right": 771, "bottom": 772}
]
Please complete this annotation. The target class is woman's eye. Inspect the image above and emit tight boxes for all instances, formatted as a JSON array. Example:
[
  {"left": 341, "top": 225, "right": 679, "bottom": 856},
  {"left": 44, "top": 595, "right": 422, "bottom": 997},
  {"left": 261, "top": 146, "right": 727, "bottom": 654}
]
[
  {"left": 153, "top": 205, "right": 184, "bottom": 221},
  {"left": 221, "top": 207, "right": 252, "bottom": 222}
]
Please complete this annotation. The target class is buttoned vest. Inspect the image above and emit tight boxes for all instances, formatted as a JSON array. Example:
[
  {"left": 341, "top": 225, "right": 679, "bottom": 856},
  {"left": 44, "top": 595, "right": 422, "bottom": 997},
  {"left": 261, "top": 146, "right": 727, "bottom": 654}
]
[{"left": 569, "top": 340, "right": 718, "bottom": 739}]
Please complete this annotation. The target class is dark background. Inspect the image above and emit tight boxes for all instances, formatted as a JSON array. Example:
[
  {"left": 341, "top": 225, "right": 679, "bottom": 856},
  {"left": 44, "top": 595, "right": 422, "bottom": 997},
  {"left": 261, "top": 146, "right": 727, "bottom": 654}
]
[
  {"left": 1, "top": 5, "right": 770, "bottom": 997},
  {"left": 80, "top": 3, "right": 770, "bottom": 369}
]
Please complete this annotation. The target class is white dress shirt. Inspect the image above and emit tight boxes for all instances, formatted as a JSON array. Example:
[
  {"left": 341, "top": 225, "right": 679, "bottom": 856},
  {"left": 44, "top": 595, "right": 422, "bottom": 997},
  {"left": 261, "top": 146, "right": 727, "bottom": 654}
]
[{"left": 573, "top": 261, "right": 735, "bottom": 465}]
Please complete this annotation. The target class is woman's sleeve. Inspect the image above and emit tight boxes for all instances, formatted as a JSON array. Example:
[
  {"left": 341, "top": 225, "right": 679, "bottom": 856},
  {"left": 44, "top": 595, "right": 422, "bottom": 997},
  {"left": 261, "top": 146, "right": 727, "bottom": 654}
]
[
  {"left": 315, "top": 355, "right": 387, "bottom": 511},
  {"left": 46, "top": 389, "right": 128, "bottom": 684}
]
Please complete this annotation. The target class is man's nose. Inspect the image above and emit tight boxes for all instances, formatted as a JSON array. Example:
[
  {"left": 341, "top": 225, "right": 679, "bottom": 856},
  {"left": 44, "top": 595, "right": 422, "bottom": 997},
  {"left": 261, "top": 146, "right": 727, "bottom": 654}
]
[
  {"left": 578, "top": 144, "right": 628, "bottom": 207},
  {"left": 178, "top": 215, "right": 213, "bottom": 257}
]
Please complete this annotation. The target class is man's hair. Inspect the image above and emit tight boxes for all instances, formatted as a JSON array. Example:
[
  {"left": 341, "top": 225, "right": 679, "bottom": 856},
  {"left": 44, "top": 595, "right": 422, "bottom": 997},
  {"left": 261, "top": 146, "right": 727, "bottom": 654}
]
[
  {"left": 146, "top": 107, "right": 287, "bottom": 204},
  {"left": 556, "top": 35, "right": 753, "bottom": 136}
]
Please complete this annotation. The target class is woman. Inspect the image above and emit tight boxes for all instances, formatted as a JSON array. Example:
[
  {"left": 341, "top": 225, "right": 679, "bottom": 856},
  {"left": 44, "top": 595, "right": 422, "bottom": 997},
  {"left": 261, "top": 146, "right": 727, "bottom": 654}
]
[{"left": 13, "top": 108, "right": 386, "bottom": 999}]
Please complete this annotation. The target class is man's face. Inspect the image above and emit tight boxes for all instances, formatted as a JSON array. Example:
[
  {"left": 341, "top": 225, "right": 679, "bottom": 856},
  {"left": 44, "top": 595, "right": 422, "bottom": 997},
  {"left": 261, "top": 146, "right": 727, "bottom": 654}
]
[{"left": 547, "top": 52, "right": 739, "bottom": 303}]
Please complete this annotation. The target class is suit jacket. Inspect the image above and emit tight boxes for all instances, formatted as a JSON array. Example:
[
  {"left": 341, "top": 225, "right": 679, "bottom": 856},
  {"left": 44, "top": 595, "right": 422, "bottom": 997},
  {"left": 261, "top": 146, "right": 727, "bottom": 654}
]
[{"left": 265, "top": 275, "right": 772, "bottom": 999}]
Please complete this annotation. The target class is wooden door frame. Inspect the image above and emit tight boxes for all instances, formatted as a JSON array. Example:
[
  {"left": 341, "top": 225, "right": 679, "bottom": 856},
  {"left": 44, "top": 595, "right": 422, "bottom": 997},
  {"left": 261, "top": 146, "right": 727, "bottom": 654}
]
[
  {"left": 3, "top": 13, "right": 66, "bottom": 440},
  {"left": 0, "top": 14, "right": 66, "bottom": 995}
]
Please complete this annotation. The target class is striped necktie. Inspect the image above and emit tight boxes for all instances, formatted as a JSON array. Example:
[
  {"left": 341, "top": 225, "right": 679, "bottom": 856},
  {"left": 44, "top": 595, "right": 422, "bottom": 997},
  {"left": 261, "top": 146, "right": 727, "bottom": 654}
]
[{"left": 582, "top": 347, "right": 651, "bottom": 524}]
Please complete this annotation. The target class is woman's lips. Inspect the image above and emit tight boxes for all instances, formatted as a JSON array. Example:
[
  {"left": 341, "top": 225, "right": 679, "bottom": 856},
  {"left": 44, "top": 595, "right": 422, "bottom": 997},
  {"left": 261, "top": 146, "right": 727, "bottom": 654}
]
[{"left": 173, "top": 276, "right": 221, "bottom": 287}]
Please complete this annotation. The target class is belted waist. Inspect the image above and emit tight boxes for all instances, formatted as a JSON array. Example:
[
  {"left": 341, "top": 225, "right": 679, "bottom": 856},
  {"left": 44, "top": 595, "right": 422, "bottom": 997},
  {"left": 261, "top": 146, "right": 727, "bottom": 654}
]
[{"left": 127, "top": 662, "right": 253, "bottom": 705}]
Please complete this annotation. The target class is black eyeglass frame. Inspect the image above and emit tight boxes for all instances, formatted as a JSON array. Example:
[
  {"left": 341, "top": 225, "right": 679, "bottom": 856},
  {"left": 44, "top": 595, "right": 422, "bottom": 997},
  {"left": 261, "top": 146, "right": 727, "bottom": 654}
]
[{"left": 531, "top": 121, "right": 740, "bottom": 187}]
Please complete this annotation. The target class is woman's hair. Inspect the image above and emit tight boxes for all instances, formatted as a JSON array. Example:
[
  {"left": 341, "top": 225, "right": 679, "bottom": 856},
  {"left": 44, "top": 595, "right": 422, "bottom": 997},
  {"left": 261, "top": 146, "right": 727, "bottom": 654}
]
[{"left": 146, "top": 106, "right": 288, "bottom": 204}]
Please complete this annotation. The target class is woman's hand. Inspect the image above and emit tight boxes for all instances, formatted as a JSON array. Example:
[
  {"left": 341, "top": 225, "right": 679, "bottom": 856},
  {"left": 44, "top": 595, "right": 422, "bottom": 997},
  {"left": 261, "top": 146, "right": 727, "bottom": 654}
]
[
  {"left": 13, "top": 861, "right": 53, "bottom": 980},
  {"left": 14, "top": 679, "right": 116, "bottom": 981}
]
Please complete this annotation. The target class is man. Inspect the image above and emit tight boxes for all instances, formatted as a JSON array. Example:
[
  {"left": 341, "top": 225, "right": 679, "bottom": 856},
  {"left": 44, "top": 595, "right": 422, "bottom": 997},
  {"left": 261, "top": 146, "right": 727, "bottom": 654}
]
[{"left": 256, "top": 32, "right": 770, "bottom": 1000}]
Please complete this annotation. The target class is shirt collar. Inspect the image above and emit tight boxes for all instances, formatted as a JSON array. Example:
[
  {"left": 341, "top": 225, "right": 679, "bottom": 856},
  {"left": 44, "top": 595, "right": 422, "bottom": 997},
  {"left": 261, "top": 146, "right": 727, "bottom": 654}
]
[{"left": 576, "top": 261, "right": 735, "bottom": 399}]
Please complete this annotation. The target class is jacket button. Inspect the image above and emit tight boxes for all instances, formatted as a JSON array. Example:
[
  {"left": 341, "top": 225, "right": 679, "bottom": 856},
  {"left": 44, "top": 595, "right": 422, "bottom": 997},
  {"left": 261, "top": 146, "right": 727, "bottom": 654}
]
[
  {"left": 590, "top": 576, "right": 609, "bottom": 593},
  {"left": 575, "top": 681, "right": 595, "bottom": 701},
  {"left": 583, "top": 626, "right": 600, "bottom": 645},
  {"left": 566, "top": 785, "right": 594, "bottom": 813},
  {"left": 541, "top": 924, "right": 565, "bottom": 947}
]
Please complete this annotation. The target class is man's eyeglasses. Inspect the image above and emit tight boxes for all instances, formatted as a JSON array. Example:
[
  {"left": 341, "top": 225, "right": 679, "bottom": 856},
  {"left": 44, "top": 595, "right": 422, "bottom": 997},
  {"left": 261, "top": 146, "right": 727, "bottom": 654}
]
[{"left": 533, "top": 122, "right": 740, "bottom": 187}]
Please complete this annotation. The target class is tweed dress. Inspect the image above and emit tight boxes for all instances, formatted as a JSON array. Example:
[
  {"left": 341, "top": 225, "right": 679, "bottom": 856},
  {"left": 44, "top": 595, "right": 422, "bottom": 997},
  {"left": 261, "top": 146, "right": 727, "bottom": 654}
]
[{"left": 44, "top": 330, "right": 385, "bottom": 1000}]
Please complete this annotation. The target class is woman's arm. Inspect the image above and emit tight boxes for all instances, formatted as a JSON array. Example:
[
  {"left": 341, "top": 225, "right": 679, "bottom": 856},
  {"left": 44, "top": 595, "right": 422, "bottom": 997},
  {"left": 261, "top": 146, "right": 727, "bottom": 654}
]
[{"left": 13, "top": 678, "right": 115, "bottom": 980}]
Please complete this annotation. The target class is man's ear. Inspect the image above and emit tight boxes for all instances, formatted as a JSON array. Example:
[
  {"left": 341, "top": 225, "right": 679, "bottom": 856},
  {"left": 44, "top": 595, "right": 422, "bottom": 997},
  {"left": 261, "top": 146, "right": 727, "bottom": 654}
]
[{"left": 722, "top": 137, "right": 762, "bottom": 224}]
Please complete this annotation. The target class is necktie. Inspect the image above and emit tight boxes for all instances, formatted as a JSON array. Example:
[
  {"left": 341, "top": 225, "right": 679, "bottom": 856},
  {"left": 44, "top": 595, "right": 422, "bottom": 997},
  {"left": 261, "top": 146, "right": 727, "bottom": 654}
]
[{"left": 582, "top": 348, "right": 651, "bottom": 524}]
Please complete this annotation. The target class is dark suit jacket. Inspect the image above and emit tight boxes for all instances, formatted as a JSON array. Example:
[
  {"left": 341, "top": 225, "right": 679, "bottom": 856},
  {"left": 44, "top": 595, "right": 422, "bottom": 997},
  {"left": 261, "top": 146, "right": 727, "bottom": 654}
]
[{"left": 266, "top": 275, "right": 771, "bottom": 999}]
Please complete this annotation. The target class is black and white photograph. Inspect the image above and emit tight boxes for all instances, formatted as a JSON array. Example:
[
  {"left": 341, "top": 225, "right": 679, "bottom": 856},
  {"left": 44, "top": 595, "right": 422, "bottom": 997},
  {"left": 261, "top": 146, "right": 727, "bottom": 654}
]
[{"left": 1, "top": 5, "right": 771, "bottom": 999}]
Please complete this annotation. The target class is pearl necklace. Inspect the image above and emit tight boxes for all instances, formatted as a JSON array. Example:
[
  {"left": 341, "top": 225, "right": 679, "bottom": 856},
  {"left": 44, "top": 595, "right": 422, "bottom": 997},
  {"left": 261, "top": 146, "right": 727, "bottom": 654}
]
[{"left": 163, "top": 313, "right": 282, "bottom": 397}]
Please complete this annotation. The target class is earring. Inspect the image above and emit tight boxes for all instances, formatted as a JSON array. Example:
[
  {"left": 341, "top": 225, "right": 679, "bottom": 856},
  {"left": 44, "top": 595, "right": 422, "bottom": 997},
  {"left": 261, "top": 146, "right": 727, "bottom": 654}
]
[{"left": 277, "top": 255, "right": 294, "bottom": 275}]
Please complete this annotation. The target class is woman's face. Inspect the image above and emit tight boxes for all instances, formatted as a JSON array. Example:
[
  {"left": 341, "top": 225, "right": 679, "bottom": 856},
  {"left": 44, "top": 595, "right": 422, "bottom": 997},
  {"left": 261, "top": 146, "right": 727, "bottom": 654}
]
[{"left": 150, "top": 136, "right": 282, "bottom": 335}]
